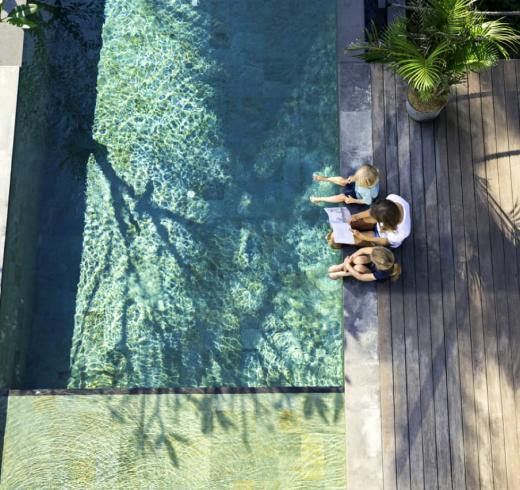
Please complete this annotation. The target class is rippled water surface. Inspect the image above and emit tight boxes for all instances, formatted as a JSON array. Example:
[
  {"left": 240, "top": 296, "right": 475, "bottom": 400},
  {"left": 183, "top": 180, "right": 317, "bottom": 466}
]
[
  {"left": 2, "top": 0, "right": 341, "bottom": 389},
  {"left": 0, "top": 393, "right": 346, "bottom": 488}
]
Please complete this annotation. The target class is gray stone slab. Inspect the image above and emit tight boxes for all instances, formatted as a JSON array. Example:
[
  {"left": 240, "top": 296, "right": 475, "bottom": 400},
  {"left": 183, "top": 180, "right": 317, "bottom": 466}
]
[
  {"left": 345, "top": 365, "right": 383, "bottom": 490},
  {"left": 0, "top": 24, "right": 23, "bottom": 66},
  {"left": 343, "top": 282, "right": 379, "bottom": 366},
  {"left": 339, "top": 63, "right": 372, "bottom": 112},
  {"left": 0, "top": 66, "right": 20, "bottom": 295},
  {"left": 341, "top": 111, "right": 372, "bottom": 150},
  {"left": 337, "top": 0, "right": 365, "bottom": 64}
]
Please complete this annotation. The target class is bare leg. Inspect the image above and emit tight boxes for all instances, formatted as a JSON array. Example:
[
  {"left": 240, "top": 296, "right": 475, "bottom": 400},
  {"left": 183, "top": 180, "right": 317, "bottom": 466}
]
[
  {"left": 310, "top": 194, "right": 348, "bottom": 204},
  {"left": 328, "top": 263, "right": 345, "bottom": 273},
  {"left": 350, "top": 209, "right": 372, "bottom": 221},
  {"left": 314, "top": 174, "right": 349, "bottom": 186},
  {"left": 354, "top": 264, "right": 371, "bottom": 273},
  {"left": 352, "top": 255, "right": 371, "bottom": 266},
  {"left": 328, "top": 270, "right": 352, "bottom": 280},
  {"left": 326, "top": 231, "right": 344, "bottom": 250},
  {"left": 351, "top": 214, "right": 377, "bottom": 231}
]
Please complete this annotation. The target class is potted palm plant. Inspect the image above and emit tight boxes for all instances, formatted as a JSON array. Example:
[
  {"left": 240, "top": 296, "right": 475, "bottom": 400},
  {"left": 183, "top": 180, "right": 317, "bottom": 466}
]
[{"left": 350, "top": 0, "right": 519, "bottom": 121}]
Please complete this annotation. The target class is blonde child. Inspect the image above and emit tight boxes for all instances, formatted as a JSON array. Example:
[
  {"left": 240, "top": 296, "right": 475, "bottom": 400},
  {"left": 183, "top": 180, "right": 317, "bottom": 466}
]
[
  {"left": 327, "top": 246, "right": 401, "bottom": 282},
  {"left": 310, "top": 164, "right": 379, "bottom": 206}
]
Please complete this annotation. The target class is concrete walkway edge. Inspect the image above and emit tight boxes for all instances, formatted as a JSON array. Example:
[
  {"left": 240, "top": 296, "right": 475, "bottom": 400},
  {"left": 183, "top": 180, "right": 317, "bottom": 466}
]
[{"left": 337, "top": 1, "right": 383, "bottom": 488}]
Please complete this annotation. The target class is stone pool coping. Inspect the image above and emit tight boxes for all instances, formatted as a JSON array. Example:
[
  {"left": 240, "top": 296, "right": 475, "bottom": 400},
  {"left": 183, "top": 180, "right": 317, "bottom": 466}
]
[
  {"left": 337, "top": 1, "right": 383, "bottom": 488},
  {"left": 0, "top": 22, "right": 23, "bottom": 298}
]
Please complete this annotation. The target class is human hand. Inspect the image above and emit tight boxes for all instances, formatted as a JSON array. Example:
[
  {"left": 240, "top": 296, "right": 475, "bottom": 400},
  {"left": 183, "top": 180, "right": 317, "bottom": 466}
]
[
  {"left": 353, "top": 229, "right": 364, "bottom": 241},
  {"left": 345, "top": 175, "right": 354, "bottom": 184},
  {"left": 344, "top": 196, "right": 357, "bottom": 204}
]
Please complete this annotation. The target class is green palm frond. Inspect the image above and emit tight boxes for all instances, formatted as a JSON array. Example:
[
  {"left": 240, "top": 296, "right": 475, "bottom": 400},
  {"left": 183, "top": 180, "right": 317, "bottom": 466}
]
[{"left": 394, "top": 41, "right": 451, "bottom": 92}]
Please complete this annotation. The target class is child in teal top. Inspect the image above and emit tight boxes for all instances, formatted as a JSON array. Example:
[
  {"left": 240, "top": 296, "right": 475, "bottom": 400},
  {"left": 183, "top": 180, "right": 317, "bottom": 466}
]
[{"left": 310, "top": 163, "right": 380, "bottom": 206}]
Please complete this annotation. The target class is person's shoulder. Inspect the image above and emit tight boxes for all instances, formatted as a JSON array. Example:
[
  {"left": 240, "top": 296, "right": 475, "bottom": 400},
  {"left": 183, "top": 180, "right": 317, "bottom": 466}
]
[
  {"left": 387, "top": 193, "right": 410, "bottom": 209},
  {"left": 386, "top": 193, "right": 406, "bottom": 202}
]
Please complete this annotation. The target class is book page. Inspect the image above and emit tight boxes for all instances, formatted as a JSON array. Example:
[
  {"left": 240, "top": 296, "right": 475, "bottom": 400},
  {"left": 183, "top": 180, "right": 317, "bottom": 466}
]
[{"left": 324, "top": 207, "right": 354, "bottom": 244}]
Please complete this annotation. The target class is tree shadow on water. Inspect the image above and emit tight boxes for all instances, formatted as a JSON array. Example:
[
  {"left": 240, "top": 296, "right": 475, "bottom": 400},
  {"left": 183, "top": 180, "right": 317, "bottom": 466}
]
[{"left": 101, "top": 390, "right": 344, "bottom": 472}]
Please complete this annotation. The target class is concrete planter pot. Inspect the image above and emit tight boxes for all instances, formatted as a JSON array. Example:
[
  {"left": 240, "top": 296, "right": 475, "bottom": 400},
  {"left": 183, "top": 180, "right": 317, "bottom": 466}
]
[{"left": 406, "top": 88, "right": 448, "bottom": 122}]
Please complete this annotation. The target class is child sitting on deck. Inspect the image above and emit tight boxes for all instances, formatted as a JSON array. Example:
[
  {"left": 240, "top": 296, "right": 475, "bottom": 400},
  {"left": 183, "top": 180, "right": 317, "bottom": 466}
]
[
  {"left": 310, "top": 163, "right": 380, "bottom": 206},
  {"left": 328, "top": 246, "right": 401, "bottom": 282}
]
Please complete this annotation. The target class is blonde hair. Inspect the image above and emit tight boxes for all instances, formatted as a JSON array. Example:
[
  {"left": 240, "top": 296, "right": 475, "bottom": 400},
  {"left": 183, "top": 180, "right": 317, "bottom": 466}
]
[
  {"left": 370, "top": 247, "right": 401, "bottom": 281},
  {"left": 355, "top": 164, "right": 379, "bottom": 188}
]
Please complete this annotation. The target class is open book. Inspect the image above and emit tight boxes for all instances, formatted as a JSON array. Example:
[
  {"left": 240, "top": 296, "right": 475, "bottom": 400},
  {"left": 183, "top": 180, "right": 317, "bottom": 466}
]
[{"left": 324, "top": 207, "right": 355, "bottom": 245}]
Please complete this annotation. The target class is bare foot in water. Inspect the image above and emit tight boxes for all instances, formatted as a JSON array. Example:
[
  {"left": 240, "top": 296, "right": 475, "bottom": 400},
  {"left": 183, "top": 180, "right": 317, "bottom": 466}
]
[
  {"left": 313, "top": 174, "right": 328, "bottom": 182},
  {"left": 309, "top": 196, "right": 321, "bottom": 204}
]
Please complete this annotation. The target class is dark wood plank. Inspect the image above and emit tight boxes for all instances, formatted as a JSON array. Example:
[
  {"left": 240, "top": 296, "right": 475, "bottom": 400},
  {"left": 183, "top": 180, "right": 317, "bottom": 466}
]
[
  {"left": 503, "top": 62, "right": 520, "bottom": 373},
  {"left": 372, "top": 64, "right": 387, "bottom": 195},
  {"left": 446, "top": 86, "right": 480, "bottom": 490},
  {"left": 409, "top": 101, "right": 438, "bottom": 490},
  {"left": 383, "top": 66, "right": 411, "bottom": 490},
  {"left": 509, "top": 59, "right": 520, "bottom": 451},
  {"left": 434, "top": 109, "right": 466, "bottom": 490},
  {"left": 514, "top": 61, "right": 520, "bottom": 302},
  {"left": 468, "top": 70, "right": 508, "bottom": 490},
  {"left": 372, "top": 64, "right": 397, "bottom": 490},
  {"left": 493, "top": 62, "right": 520, "bottom": 488},
  {"left": 456, "top": 81, "right": 494, "bottom": 490},
  {"left": 422, "top": 117, "right": 453, "bottom": 490},
  {"left": 482, "top": 65, "right": 519, "bottom": 489},
  {"left": 395, "top": 76, "right": 424, "bottom": 490},
  {"left": 373, "top": 59, "right": 520, "bottom": 490}
]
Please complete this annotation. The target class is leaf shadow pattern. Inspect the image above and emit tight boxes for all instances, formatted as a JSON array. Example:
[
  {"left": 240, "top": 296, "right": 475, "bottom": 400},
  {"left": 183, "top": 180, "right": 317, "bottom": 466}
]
[{"left": 100, "top": 390, "right": 344, "bottom": 472}]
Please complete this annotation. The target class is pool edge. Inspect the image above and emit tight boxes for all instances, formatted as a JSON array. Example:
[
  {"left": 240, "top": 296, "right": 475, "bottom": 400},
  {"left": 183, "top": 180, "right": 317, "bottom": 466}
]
[{"left": 337, "top": 1, "right": 384, "bottom": 489}]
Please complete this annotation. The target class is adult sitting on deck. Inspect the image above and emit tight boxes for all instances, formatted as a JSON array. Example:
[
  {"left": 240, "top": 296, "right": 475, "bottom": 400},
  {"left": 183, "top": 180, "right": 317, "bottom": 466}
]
[{"left": 348, "top": 194, "right": 411, "bottom": 248}]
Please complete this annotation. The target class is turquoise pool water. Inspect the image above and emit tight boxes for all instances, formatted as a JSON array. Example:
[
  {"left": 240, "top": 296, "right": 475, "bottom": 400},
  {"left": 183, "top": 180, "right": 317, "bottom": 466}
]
[{"left": 1, "top": 0, "right": 342, "bottom": 389}]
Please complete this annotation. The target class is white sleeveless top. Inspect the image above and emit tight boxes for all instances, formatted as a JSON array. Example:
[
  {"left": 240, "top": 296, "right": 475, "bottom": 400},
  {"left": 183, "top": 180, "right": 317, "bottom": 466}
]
[{"left": 376, "top": 194, "right": 411, "bottom": 248}]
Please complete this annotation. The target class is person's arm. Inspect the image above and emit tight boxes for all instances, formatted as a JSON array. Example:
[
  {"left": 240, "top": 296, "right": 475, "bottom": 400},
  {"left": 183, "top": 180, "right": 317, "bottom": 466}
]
[
  {"left": 349, "top": 247, "right": 373, "bottom": 260},
  {"left": 344, "top": 196, "right": 365, "bottom": 205},
  {"left": 349, "top": 209, "right": 371, "bottom": 224},
  {"left": 353, "top": 230, "right": 390, "bottom": 247},
  {"left": 343, "top": 260, "right": 376, "bottom": 282}
]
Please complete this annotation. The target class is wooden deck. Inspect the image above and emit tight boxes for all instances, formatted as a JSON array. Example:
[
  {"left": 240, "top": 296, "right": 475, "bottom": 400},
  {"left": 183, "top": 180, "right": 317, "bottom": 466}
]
[{"left": 372, "top": 60, "right": 520, "bottom": 490}]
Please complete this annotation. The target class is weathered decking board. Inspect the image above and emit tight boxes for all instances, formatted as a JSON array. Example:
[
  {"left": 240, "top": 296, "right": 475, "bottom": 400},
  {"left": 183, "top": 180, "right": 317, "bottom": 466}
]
[{"left": 372, "top": 60, "right": 520, "bottom": 490}]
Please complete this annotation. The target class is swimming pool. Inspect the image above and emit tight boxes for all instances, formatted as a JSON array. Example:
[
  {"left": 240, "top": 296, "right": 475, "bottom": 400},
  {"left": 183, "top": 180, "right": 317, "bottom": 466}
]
[{"left": 0, "top": 0, "right": 342, "bottom": 389}]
